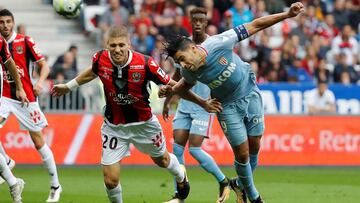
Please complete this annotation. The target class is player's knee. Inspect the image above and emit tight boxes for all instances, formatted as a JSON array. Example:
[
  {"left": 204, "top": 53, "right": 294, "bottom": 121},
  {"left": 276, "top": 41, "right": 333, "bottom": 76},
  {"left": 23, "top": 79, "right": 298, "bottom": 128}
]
[
  {"left": 234, "top": 150, "right": 249, "bottom": 164},
  {"left": 103, "top": 175, "right": 119, "bottom": 189},
  {"left": 30, "top": 131, "right": 45, "bottom": 149},
  {"left": 152, "top": 155, "right": 169, "bottom": 168}
]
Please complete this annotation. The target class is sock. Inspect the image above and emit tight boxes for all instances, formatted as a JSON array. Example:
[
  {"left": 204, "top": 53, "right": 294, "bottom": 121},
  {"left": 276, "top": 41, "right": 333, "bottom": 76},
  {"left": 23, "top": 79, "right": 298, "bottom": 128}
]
[
  {"left": 234, "top": 160, "right": 259, "bottom": 201},
  {"left": 105, "top": 184, "right": 122, "bottom": 203},
  {"left": 167, "top": 153, "right": 184, "bottom": 182},
  {"left": 0, "top": 154, "right": 16, "bottom": 186},
  {"left": 172, "top": 143, "right": 185, "bottom": 165},
  {"left": 189, "top": 147, "right": 225, "bottom": 182},
  {"left": 0, "top": 142, "right": 10, "bottom": 163},
  {"left": 249, "top": 153, "right": 259, "bottom": 172},
  {"left": 38, "top": 145, "right": 60, "bottom": 187},
  {"left": 236, "top": 153, "right": 259, "bottom": 190}
]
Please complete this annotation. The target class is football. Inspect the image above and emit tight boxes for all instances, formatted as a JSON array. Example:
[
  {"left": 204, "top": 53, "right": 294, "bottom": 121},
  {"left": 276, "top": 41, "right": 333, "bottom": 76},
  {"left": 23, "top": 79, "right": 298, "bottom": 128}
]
[{"left": 53, "top": 0, "right": 83, "bottom": 18}]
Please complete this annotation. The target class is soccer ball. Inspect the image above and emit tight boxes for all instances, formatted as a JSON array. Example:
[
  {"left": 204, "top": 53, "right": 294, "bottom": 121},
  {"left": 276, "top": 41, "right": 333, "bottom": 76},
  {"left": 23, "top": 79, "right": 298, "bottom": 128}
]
[{"left": 53, "top": 0, "right": 83, "bottom": 18}]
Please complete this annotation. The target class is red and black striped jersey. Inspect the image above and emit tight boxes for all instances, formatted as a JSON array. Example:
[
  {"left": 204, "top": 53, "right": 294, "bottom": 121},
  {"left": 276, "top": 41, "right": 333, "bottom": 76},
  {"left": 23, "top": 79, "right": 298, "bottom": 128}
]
[
  {"left": 2, "top": 33, "right": 44, "bottom": 102},
  {"left": 0, "top": 36, "right": 12, "bottom": 99},
  {"left": 92, "top": 50, "right": 170, "bottom": 125},
  {"left": 0, "top": 36, "right": 11, "bottom": 64}
]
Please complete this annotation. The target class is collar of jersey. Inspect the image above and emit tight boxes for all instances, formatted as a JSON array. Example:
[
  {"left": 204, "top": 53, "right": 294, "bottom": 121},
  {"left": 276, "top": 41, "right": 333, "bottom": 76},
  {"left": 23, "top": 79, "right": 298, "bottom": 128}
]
[
  {"left": 7, "top": 32, "right": 17, "bottom": 44},
  {"left": 108, "top": 49, "right": 133, "bottom": 68}
]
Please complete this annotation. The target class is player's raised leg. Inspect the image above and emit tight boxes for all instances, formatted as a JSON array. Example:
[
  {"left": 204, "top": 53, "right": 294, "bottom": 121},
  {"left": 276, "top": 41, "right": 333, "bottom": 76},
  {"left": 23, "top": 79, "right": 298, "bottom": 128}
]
[
  {"left": 29, "top": 131, "right": 62, "bottom": 202},
  {"left": 152, "top": 151, "right": 190, "bottom": 200}
]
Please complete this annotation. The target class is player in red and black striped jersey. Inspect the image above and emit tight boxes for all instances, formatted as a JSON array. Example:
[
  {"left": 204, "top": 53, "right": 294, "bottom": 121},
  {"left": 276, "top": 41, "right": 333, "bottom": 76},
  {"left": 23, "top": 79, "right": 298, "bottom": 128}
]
[
  {"left": 0, "top": 9, "right": 61, "bottom": 202},
  {"left": 0, "top": 35, "right": 28, "bottom": 203},
  {"left": 52, "top": 26, "right": 222, "bottom": 202}
]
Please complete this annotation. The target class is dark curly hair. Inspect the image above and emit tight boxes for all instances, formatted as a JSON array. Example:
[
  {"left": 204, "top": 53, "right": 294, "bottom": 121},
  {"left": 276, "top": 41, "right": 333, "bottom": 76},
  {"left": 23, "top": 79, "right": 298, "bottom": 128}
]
[{"left": 163, "top": 35, "right": 194, "bottom": 59}]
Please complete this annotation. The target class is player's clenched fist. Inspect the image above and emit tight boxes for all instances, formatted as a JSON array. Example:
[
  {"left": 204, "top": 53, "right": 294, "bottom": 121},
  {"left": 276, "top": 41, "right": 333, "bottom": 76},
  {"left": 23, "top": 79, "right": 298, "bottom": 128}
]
[
  {"left": 51, "top": 84, "right": 71, "bottom": 97},
  {"left": 288, "top": 2, "right": 305, "bottom": 17},
  {"left": 158, "top": 85, "right": 173, "bottom": 98}
]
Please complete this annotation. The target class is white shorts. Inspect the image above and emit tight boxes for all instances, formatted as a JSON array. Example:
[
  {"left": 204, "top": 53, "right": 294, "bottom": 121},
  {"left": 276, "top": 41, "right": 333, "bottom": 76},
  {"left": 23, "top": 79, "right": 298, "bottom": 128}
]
[
  {"left": 101, "top": 115, "right": 167, "bottom": 165},
  {"left": 0, "top": 97, "right": 48, "bottom": 132}
]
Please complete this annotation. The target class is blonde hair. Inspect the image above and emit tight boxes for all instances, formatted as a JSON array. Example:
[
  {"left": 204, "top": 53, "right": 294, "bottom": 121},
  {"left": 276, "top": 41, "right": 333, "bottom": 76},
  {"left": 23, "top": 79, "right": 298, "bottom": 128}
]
[{"left": 107, "top": 26, "right": 129, "bottom": 38}]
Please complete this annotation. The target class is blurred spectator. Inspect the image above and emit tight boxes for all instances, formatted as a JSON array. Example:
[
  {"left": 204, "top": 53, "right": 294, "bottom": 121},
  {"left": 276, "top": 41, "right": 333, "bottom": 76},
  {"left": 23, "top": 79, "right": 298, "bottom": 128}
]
[
  {"left": 287, "top": 57, "right": 313, "bottom": 83},
  {"left": 53, "top": 45, "right": 78, "bottom": 72},
  {"left": 151, "top": 35, "right": 165, "bottom": 64},
  {"left": 314, "top": 58, "right": 331, "bottom": 82},
  {"left": 289, "top": 14, "right": 310, "bottom": 47},
  {"left": 219, "top": 10, "right": 233, "bottom": 32},
  {"left": 333, "top": 52, "right": 359, "bottom": 83},
  {"left": 213, "top": 0, "right": 233, "bottom": 15},
  {"left": 203, "top": 0, "right": 221, "bottom": 27},
  {"left": 265, "top": 0, "right": 285, "bottom": 14},
  {"left": 51, "top": 52, "right": 77, "bottom": 80},
  {"left": 206, "top": 24, "right": 218, "bottom": 36},
  {"left": 253, "top": 0, "right": 269, "bottom": 18},
  {"left": 131, "top": 23, "right": 155, "bottom": 55},
  {"left": 133, "top": 7, "right": 158, "bottom": 36},
  {"left": 301, "top": 45, "right": 319, "bottom": 76},
  {"left": 264, "top": 50, "right": 288, "bottom": 82},
  {"left": 98, "top": 0, "right": 129, "bottom": 47},
  {"left": 160, "top": 15, "right": 189, "bottom": 39},
  {"left": 332, "top": 0, "right": 350, "bottom": 29},
  {"left": 16, "top": 23, "right": 26, "bottom": 35},
  {"left": 227, "top": 0, "right": 253, "bottom": 27},
  {"left": 339, "top": 71, "right": 352, "bottom": 85},
  {"left": 331, "top": 24, "right": 359, "bottom": 66},
  {"left": 306, "top": 79, "right": 336, "bottom": 114}
]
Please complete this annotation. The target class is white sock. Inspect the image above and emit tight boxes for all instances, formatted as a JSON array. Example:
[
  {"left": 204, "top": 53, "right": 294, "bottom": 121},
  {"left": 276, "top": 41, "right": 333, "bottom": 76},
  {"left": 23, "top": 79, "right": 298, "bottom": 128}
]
[
  {"left": 105, "top": 184, "right": 122, "bottom": 203},
  {"left": 0, "top": 154, "right": 16, "bottom": 186},
  {"left": 0, "top": 142, "right": 10, "bottom": 163},
  {"left": 167, "top": 153, "right": 185, "bottom": 182},
  {"left": 38, "top": 145, "right": 59, "bottom": 187}
]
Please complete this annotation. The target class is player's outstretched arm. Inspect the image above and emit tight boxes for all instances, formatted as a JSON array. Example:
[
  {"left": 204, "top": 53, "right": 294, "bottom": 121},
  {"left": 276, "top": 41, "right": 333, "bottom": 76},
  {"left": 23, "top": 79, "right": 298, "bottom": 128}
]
[
  {"left": 244, "top": 2, "right": 304, "bottom": 36},
  {"left": 33, "top": 60, "right": 50, "bottom": 96},
  {"left": 51, "top": 66, "right": 97, "bottom": 97},
  {"left": 160, "top": 78, "right": 223, "bottom": 113},
  {"left": 4, "top": 58, "right": 29, "bottom": 107},
  {"left": 162, "top": 68, "right": 182, "bottom": 121}
]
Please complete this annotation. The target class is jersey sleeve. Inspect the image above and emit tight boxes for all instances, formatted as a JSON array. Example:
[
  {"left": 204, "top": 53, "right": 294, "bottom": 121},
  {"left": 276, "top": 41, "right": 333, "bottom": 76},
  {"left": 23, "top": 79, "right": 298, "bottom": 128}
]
[
  {"left": 91, "top": 51, "right": 101, "bottom": 75},
  {"left": 0, "top": 37, "right": 11, "bottom": 63},
  {"left": 203, "top": 24, "right": 250, "bottom": 51},
  {"left": 146, "top": 56, "right": 170, "bottom": 85},
  {"left": 25, "top": 36, "right": 44, "bottom": 62},
  {"left": 180, "top": 67, "right": 197, "bottom": 85}
]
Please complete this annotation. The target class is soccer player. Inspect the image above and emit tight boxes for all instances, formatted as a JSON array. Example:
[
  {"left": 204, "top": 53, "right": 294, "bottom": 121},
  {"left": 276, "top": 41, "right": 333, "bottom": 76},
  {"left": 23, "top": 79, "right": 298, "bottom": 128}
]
[
  {"left": 160, "top": 3, "right": 305, "bottom": 203},
  {"left": 0, "top": 35, "right": 27, "bottom": 203},
  {"left": 0, "top": 9, "right": 62, "bottom": 202},
  {"left": 51, "top": 25, "right": 222, "bottom": 203},
  {"left": 162, "top": 7, "right": 230, "bottom": 203}
]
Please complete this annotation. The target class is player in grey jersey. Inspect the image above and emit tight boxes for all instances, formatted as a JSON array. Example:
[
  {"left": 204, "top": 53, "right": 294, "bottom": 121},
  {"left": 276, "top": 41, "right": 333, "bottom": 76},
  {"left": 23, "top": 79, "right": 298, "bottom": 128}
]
[{"left": 161, "top": 3, "right": 305, "bottom": 203}]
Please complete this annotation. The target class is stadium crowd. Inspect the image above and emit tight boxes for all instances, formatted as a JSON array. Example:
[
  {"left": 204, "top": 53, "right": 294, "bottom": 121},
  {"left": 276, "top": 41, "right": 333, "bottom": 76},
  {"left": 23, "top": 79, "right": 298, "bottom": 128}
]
[{"left": 79, "top": 0, "right": 360, "bottom": 85}]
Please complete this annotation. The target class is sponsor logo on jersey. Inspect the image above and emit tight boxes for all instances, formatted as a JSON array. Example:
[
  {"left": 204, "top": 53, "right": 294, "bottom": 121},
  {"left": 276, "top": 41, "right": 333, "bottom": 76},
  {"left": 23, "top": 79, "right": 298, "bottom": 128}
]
[
  {"left": 109, "top": 92, "right": 139, "bottom": 105},
  {"left": 129, "top": 65, "right": 144, "bottom": 69},
  {"left": 208, "top": 62, "right": 236, "bottom": 89},
  {"left": 16, "top": 45, "right": 23, "bottom": 54},
  {"left": 132, "top": 72, "right": 141, "bottom": 82},
  {"left": 218, "top": 57, "right": 228, "bottom": 66}
]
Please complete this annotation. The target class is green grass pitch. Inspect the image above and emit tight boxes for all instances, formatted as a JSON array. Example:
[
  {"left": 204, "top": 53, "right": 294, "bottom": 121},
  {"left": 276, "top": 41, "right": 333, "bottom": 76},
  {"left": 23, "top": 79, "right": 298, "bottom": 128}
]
[{"left": 0, "top": 166, "right": 359, "bottom": 202}]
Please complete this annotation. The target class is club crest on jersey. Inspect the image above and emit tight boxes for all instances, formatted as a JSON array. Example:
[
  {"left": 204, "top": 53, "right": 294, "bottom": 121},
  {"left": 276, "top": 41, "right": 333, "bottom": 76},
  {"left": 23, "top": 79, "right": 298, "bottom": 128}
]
[
  {"left": 132, "top": 72, "right": 141, "bottom": 82},
  {"left": 218, "top": 57, "right": 228, "bottom": 66},
  {"left": 16, "top": 45, "right": 23, "bottom": 54}
]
